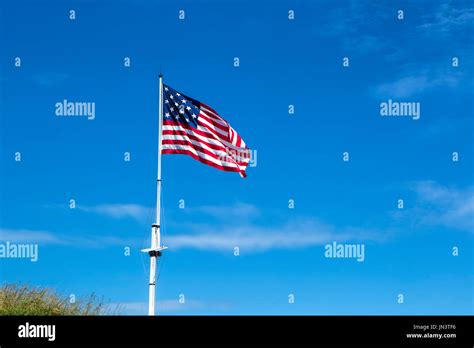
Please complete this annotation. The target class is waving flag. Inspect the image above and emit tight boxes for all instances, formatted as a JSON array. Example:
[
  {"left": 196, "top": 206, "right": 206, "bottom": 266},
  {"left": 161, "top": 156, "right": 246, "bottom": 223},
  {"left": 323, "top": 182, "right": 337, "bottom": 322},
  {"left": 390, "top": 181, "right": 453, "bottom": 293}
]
[{"left": 161, "top": 84, "right": 250, "bottom": 177}]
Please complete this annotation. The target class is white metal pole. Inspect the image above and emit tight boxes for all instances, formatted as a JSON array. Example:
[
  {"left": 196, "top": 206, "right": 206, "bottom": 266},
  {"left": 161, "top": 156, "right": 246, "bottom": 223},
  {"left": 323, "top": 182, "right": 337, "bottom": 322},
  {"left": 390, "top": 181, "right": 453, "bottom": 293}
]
[
  {"left": 157, "top": 74, "right": 163, "bottom": 247},
  {"left": 148, "top": 74, "right": 164, "bottom": 316}
]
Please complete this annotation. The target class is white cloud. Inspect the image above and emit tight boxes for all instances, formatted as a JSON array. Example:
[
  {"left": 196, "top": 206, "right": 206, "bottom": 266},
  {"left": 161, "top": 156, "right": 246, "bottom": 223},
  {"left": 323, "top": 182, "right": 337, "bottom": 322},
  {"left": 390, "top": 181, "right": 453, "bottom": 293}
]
[
  {"left": 0, "top": 229, "right": 65, "bottom": 244},
  {"left": 417, "top": 3, "right": 474, "bottom": 36},
  {"left": 373, "top": 1, "right": 473, "bottom": 99},
  {"left": 75, "top": 201, "right": 257, "bottom": 222},
  {"left": 111, "top": 300, "right": 206, "bottom": 315},
  {"left": 0, "top": 228, "right": 139, "bottom": 248},
  {"left": 113, "top": 302, "right": 147, "bottom": 315},
  {"left": 32, "top": 72, "right": 69, "bottom": 88},
  {"left": 78, "top": 203, "right": 151, "bottom": 221},
  {"left": 186, "top": 202, "right": 260, "bottom": 220},
  {"left": 374, "top": 69, "right": 461, "bottom": 98},
  {"left": 1, "top": 202, "right": 388, "bottom": 253},
  {"left": 412, "top": 181, "right": 474, "bottom": 232},
  {"left": 158, "top": 299, "right": 205, "bottom": 312},
  {"left": 165, "top": 218, "right": 386, "bottom": 252},
  {"left": 319, "top": 2, "right": 389, "bottom": 56}
]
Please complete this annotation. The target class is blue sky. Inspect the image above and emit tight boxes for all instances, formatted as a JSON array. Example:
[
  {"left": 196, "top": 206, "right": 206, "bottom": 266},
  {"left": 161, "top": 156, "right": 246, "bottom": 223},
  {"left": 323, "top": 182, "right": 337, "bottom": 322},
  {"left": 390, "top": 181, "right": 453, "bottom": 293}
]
[{"left": 0, "top": 0, "right": 473, "bottom": 315}]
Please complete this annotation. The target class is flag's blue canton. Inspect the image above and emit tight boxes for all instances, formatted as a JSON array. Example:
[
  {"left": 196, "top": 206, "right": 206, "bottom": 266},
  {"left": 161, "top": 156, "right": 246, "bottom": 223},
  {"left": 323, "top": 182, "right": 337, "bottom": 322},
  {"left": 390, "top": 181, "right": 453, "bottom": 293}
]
[{"left": 163, "top": 84, "right": 200, "bottom": 128}]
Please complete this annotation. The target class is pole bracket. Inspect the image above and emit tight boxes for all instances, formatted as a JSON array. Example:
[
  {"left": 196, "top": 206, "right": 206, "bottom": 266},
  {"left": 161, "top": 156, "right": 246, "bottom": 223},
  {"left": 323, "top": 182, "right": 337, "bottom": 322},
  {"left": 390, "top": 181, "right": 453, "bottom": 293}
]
[{"left": 141, "top": 246, "right": 168, "bottom": 255}]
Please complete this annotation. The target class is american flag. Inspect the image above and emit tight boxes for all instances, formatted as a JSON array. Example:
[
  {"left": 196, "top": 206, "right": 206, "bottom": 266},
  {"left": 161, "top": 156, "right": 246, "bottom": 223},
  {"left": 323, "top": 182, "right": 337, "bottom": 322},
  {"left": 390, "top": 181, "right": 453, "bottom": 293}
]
[{"left": 161, "top": 83, "right": 250, "bottom": 178}]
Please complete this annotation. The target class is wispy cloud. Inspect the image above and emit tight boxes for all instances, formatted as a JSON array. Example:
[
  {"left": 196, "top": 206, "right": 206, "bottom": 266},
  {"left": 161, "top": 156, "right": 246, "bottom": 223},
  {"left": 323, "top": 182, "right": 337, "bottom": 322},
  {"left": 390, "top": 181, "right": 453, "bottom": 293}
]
[
  {"left": 391, "top": 181, "right": 474, "bottom": 232},
  {"left": 76, "top": 201, "right": 258, "bottom": 223},
  {"left": 110, "top": 301, "right": 148, "bottom": 315},
  {"left": 165, "top": 218, "right": 387, "bottom": 252},
  {"left": 0, "top": 229, "right": 65, "bottom": 245},
  {"left": 0, "top": 228, "right": 139, "bottom": 248},
  {"left": 186, "top": 202, "right": 260, "bottom": 220},
  {"left": 318, "top": 1, "right": 389, "bottom": 55},
  {"left": 32, "top": 72, "right": 69, "bottom": 88},
  {"left": 77, "top": 203, "right": 151, "bottom": 221},
  {"left": 417, "top": 2, "right": 474, "bottom": 37},
  {"left": 0, "top": 217, "right": 387, "bottom": 254},
  {"left": 412, "top": 181, "right": 474, "bottom": 232},
  {"left": 374, "top": 68, "right": 462, "bottom": 98},
  {"left": 373, "top": 1, "right": 473, "bottom": 99},
  {"left": 158, "top": 299, "right": 206, "bottom": 312},
  {"left": 111, "top": 299, "right": 208, "bottom": 315}
]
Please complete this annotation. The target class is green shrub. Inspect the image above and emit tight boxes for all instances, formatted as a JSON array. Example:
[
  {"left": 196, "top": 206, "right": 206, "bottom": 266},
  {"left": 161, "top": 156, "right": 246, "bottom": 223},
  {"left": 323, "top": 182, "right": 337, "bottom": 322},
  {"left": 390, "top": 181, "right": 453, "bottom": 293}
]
[{"left": 0, "top": 284, "right": 112, "bottom": 315}]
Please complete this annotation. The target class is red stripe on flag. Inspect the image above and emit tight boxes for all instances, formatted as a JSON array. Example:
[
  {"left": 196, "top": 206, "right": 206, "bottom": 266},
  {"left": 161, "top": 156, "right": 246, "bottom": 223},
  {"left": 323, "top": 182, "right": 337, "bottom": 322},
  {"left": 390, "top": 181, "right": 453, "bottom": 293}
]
[{"left": 162, "top": 149, "right": 247, "bottom": 177}]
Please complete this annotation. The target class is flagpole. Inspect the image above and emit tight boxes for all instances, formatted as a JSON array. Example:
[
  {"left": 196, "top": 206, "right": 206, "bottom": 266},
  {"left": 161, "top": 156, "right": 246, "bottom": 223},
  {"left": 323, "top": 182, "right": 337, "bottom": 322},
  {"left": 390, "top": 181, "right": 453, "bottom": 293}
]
[{"left": 143, "top": 74, "right": 166, "bottom": 316}]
